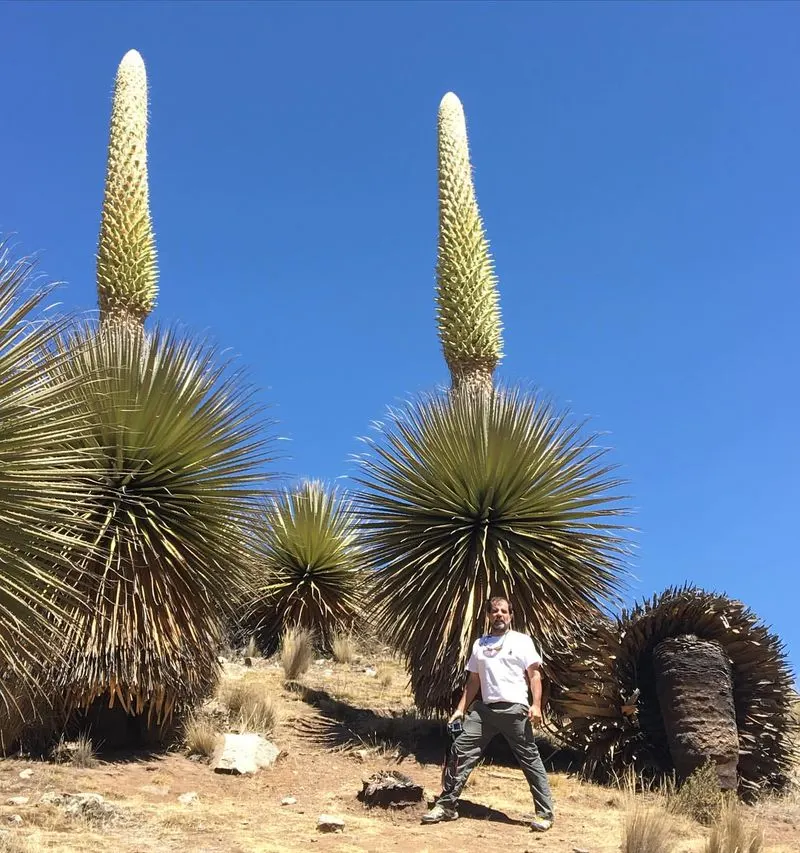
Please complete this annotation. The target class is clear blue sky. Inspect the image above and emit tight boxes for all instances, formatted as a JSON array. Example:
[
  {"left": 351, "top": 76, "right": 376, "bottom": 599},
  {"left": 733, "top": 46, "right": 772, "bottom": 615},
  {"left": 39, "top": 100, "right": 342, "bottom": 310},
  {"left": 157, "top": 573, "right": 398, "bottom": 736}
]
[{"left": 2, "top": 1, "right": 798, "bottom": 675}]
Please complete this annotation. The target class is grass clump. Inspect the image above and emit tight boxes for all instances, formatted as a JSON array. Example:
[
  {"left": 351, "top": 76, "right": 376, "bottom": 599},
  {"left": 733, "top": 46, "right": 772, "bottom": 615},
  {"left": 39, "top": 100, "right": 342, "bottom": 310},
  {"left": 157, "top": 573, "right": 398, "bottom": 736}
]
[
  {"left": 221, "top": 680, "right": 277, "bottom": 734},
  {"left": 184, "top": 715, "right": 218, "bottom": 758},
  {"left": 705, "top": 800, "right": 763, "bottom": 853},
  {"left": 51, "top": 733, "right": 97, "bottom": 768},
  {"left": 332, "top": 632, "right": 356, "bottom": 664},
  {"left": 622, "top": 799, "right": 674, "bottom": 853},
  {"left": 669, "top": 761, "right": 724, "bottom": 825},
  {"left": 0, "top": 835, "right": 34, "bottom": 853},
  {"left": 244, "top": 635, "right": 261, "bottom": 659},
  {"left": 376, "top": 665, "right": 394, "bottom": 689},
  {"left": 281, "top": 626, "right": 314, "bottom": 680}
]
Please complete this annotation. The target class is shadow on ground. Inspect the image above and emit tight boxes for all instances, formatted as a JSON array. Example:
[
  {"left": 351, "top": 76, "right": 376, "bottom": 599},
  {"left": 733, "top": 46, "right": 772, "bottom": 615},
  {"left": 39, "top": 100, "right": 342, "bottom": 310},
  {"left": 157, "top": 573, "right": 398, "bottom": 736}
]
[
  {"left": 457, "top": 799, "right": 529, "bottom": 826},
  {"left": 290, "top": 683, "right": 582, "bottom": 773}
]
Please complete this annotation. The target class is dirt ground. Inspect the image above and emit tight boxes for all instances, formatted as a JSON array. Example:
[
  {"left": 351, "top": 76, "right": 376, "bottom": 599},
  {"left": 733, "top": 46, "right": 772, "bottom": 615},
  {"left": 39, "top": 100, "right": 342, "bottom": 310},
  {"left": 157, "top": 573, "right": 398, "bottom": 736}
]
[{"left": 0, "top": 655, "right": 797, "bottom": 853}]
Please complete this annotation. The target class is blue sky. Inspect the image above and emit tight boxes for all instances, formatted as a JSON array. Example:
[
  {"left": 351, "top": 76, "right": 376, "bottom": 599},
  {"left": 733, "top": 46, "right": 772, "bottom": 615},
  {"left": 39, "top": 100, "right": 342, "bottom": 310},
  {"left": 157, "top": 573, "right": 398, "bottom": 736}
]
[{"left": 2, "top": 1, "right": 798, "bottom": 675}]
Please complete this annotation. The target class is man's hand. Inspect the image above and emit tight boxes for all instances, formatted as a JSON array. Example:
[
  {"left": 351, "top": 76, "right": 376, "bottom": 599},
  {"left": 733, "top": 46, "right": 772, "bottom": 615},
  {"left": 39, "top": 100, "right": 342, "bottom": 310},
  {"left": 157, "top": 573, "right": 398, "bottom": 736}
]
[
  {"left": 448, "top": 709, "right": 465, "bottom": 725},
  {"left": 528, "top": 705, "right": 543, "bottom": 728}
]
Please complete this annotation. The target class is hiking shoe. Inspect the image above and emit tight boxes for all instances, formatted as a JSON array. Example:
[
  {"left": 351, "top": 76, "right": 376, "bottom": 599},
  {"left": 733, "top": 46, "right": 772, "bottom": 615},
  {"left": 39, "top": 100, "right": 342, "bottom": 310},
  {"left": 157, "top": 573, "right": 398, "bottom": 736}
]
[
  {"left": 421, "top": 804, "right": 459, "bottom": 824},
  {"left": 530, "top": 815, "right": 553, "bottom": 832}
]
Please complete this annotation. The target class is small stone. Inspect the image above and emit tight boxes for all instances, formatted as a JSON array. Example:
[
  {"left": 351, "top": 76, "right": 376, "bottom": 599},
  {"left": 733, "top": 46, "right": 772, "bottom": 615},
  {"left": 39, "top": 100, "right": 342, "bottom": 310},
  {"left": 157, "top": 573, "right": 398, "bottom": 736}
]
[
  {"left": 7, "top": 797, "right": 28, "bottom": 806},
  {"left": 281, "top": 796, "right": 297, "bottom": 805},
  {"left": 244, "top": 657, "right": 253, "bottom": 668},
  {"left": 7, "top": 815, "right": 22, "bottom": 825},
  {"left": 217, "top": 655, "right": 226, "bottom": 664},
  {"left": 317, "top": 814, "right": 345, "bottom": 833},
  {"left": 178, "top": 792, "right": 198, "bottom": 805},
  {"left": 18, "top": 769, "right": 33, "bottom": 780},
  {"left": 364, "top": 667, "right": 377, "bottom": 676},
  {"left": 314, "top": 658, "right": 326, "bottom": 666}
]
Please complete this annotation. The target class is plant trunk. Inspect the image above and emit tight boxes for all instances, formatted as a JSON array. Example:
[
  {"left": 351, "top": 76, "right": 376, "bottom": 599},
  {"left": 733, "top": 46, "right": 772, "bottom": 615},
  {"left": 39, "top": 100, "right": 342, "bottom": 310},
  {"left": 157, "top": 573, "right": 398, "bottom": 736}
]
[
  {"left": 653, "top": 634, "right": 739, "bottom": 790},
  {"left": 449, "top": 363, "right": 494, "bottom": 399}
]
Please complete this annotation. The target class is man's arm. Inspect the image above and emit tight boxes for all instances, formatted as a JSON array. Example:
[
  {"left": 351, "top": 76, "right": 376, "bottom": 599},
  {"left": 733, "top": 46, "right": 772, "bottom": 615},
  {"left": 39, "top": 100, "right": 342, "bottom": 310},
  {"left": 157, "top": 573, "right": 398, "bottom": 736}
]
[
  {"left": 526, "top": 664, "right": 543, "bottom": 727},
  {"left": 449, "top": 671, "right": 480, "bottom": 723}
]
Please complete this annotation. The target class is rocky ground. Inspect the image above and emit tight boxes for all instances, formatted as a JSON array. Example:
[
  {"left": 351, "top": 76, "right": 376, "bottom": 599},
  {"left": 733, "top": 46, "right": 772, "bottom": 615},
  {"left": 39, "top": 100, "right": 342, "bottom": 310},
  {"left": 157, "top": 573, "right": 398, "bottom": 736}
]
[{"left": 0, "top": 652, "right": 797, "bottom": 853}]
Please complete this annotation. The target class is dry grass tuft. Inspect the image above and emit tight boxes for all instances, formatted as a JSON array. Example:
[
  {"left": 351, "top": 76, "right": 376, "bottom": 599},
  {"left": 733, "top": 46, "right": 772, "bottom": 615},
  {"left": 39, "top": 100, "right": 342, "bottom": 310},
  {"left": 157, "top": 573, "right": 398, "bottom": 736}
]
[
  {"left": 221, "top": 680, "right": 277, "bottom": 734},
  {"left": 0, "top": 835, "right": 34, "bottom": 853},
  {"left": 244, "top": 635, "right": 261, "bottom": 659},
  {"left": 51, "top": 733, "right": 97, "bottom": 768},
  {"left": 332, "top": 633, "right": 356, "bottom": 664},
  {"left": 184, "top": 714, "right": 218, "bottom": 757},
  {"left": 376, "top": 665, "right": 394, "bottom": 689},
  {"left": 705, "top": 800, "right": 764, "bottom": 853},
  {"left": 281, "top": 626, "right": 314, "bottom": 680},
  {"left": 669, "top": 761, "right": 724, "bottom": 825},
  {"left": 622, "top": 799, "right": 675, "bottom": 853}
]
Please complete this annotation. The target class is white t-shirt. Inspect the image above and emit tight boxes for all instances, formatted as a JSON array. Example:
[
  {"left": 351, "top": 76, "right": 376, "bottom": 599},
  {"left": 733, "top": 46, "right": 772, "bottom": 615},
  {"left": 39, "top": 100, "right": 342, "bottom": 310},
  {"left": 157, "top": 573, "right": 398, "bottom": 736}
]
[{"left": 466, "top": 630, "right": 542, "bottom": 705}]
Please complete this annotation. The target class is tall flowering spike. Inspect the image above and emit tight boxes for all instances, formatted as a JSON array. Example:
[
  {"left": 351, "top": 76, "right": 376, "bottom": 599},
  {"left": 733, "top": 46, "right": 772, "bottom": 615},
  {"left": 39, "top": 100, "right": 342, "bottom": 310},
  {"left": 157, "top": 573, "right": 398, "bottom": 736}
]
[
  {"left": 97, "top": 49, "right": 157, "bottom": 327},
  {"left": 436, "top": 92, "right": 503, "bottom": 395}
]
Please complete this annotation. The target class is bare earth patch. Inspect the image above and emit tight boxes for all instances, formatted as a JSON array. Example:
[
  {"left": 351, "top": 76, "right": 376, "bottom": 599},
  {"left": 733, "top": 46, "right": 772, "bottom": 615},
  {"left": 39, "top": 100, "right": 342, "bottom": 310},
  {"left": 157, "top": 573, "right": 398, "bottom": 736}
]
[{"left": 0, "top": 655, "right": 797, "bottom": 853}]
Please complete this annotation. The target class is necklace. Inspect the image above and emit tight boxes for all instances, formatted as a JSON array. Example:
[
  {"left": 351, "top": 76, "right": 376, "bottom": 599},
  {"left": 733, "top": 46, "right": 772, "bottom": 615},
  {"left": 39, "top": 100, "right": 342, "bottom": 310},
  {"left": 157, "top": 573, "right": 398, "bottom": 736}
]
[{"left": 482, "top": 632, "right": 508, "bottom": 657}]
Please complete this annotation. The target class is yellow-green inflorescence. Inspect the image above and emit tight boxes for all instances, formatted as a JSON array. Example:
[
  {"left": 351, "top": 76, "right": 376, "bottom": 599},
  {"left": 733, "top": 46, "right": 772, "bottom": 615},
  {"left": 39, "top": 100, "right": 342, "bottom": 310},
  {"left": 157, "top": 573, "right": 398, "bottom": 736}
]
[
  {"left": 436, "top": 92, "right": 503, "bottom": 393},
  {"left": 97, "top": 49, "right": 158, "bottom": 327}
]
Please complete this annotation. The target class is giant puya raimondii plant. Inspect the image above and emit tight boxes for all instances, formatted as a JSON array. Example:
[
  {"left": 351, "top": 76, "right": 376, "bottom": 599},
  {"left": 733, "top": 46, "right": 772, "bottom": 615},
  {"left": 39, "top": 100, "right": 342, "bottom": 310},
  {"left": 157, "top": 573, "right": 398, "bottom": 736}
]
[
  {"left": 357, "top": 93, "right": 629, "bottom": 714},
  {"left": 548, "top": 586, "right": 798, "bottom": 797},
  {"left": 245, "top": 481, "right": 366, "bottom": 654},
  {"left": 39, "top": 50, "right": 273, "bottom": 736}
]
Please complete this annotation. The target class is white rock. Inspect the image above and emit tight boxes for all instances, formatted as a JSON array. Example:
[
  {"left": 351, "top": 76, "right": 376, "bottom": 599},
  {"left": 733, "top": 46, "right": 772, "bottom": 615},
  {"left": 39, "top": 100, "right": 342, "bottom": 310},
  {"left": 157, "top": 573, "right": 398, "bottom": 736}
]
[
  {"left": 211, "top": 733, "right": 281, "bottom": 775},
  {"left": 18, "top": 769, "right": 33, "bottom": 780},
  {"left": 317, "top": 814, "right": 345, "bottom": 833},
  {"left": 314, "top": 658, "right": 326, "bottom": 666},
  {"left": 323, "top": 669, "right": 333, "bottom": 677},
  {"left": 7, "top": 815, "right": 22, "bottom": 825},
  {"left": 281, "top": 796, "right": 297, "bottom": 805},
  {"left": 364, "top": 667, "right": 377, "bottom": 677},
  {"left": 178, "top": 792, "right": 198, "bottom": 805},
  {"left": 6, "top": 797, "right": 28, "bottom": 806}
]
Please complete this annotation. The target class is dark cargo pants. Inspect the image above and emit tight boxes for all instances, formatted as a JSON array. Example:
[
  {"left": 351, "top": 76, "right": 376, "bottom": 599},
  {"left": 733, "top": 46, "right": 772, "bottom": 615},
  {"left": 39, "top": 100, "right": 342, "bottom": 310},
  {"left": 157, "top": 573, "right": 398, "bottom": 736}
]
[{"left": 437, "top": 700, "right": 554, "bottom": 819}]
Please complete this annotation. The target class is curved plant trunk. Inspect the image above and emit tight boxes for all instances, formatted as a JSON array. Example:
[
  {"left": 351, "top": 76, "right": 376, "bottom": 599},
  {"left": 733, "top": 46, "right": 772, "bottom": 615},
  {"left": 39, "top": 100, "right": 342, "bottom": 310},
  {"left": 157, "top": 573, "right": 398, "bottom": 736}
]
[{"left": 653, "top": 634, "right": 738, "bottom": 790}]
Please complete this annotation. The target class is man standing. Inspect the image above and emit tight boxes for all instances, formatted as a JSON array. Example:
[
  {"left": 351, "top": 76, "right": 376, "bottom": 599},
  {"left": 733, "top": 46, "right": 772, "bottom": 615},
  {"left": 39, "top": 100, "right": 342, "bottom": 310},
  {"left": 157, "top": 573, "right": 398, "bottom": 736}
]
[{"left": 421, "top": 596, "right": 555, "bottom": 832}]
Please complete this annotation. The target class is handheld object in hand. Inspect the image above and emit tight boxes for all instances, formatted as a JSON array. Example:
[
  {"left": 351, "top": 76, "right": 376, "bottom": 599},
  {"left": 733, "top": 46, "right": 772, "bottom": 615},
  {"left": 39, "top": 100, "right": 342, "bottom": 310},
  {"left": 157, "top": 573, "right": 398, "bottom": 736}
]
[{"left": 447, "top": 719, "right": 464, "bottom": 735}]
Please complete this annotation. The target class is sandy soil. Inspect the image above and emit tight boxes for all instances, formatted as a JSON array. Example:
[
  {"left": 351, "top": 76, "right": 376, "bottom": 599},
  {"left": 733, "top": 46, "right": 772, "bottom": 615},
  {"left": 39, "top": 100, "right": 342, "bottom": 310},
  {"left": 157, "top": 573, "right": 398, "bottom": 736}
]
[{"left": 0, "top": 656, "right": 797, "bottom": 853}]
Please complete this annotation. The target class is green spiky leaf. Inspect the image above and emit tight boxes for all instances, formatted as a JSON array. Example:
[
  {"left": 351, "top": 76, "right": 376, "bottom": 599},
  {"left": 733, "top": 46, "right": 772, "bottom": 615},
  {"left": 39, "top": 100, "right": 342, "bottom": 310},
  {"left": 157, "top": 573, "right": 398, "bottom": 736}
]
[
  {"left": 246, "top": 481, "right": 365, "bottom": 653},
  {"left": 436, "top": 92, "right": 503, "bottom": 392},
  {"left": 97, "top": 49, "right": 158, "bottom": 327},
  {"left": 356, "top": 387, "right": 628, "bottom": 714}
]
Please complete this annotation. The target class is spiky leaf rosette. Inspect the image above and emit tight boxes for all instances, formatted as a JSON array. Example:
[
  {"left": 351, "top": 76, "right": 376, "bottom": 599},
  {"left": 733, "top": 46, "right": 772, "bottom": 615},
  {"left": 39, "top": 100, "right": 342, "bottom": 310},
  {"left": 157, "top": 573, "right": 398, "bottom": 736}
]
[
  {"left": 356, "top": 387, "right": 628, "bottom": 715},
  {"left": 436, "top": 92, "right": 503, "bottom": 394},
  {"left": 549, "top": 586, "right": 798, "bottom": 796},
  {"left": 246, "top": 481, "right": 365, "bottom": 654},
  {"left": 97, "top": 49, "right": 157, "bottom": 328},
  {"left": 49, "top": 323, "right": 269, "bottom": 724},
  {"left": 0, "top": 245, "right": 97, "bottom": 716}
]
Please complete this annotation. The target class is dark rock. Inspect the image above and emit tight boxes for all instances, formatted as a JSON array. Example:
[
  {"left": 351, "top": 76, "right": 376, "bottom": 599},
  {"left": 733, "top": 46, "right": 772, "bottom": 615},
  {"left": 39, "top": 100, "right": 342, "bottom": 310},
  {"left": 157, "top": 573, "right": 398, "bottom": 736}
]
[{"left": 357, "top": 770, "right": 424, "bottom": 808}]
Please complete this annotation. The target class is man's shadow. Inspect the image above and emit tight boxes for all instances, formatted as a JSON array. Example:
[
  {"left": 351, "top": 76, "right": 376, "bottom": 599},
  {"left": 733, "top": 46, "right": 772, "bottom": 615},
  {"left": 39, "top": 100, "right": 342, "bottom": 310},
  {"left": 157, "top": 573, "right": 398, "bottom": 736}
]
[{"left": 455, "top": 800, "right": 529, "bottom": 826}]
